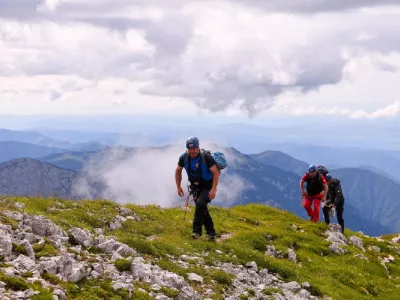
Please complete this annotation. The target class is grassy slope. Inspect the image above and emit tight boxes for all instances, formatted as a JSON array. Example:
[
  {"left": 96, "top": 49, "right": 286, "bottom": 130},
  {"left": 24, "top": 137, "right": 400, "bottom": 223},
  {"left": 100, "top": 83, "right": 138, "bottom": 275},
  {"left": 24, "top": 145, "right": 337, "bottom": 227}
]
[{"left": 0, "top": 196, "right": 399, "bottom": 300}]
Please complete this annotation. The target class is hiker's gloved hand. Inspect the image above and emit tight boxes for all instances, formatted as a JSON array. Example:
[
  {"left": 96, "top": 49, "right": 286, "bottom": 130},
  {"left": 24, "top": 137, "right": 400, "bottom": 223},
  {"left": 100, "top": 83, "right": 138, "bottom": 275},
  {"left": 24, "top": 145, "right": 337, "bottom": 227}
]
[
  {"left": 302, "top": 191, "right": 307, "bottom": 197},
  {"left": 177, "top": 187, "right": 184, "bottom": 197},
  {"left": 208, "top": 188, "right": 217, "bottom": 201}
]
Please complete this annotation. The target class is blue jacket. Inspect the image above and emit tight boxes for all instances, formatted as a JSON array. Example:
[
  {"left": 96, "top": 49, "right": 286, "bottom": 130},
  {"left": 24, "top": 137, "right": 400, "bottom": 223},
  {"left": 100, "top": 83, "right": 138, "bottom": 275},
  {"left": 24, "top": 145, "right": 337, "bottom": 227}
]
[{"left": 179, "top": 151, "right": 213, "bottom": 185}]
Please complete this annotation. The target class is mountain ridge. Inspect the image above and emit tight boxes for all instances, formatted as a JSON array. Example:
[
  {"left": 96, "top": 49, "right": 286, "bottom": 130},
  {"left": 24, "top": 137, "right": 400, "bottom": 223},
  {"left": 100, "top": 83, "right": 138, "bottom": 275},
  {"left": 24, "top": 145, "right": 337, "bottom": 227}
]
[
  {"left": 0, "top": 145, "right": 397, "bottom": 236},
  {"left": 0, "top": 141, "right": 67, "bottom": 163},
  {"left": 0, "top": 158, "right": 103, "bottom": 200}
]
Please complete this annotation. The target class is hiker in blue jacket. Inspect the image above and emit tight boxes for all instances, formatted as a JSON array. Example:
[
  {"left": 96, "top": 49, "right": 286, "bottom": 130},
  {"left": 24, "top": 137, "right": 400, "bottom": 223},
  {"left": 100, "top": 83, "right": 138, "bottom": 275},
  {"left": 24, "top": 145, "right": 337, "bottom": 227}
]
[
  {"left": 175, "top": 137, "right": 220, "bottom": 240},
  {"left": 323, "top": 174, "right": 345, "bottom": 234}
]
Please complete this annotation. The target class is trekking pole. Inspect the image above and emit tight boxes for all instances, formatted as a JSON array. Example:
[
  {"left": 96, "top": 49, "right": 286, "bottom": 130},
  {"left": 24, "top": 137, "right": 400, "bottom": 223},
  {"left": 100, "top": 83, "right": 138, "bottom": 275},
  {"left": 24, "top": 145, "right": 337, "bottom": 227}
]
[
  {"left": 183, "top": 194, "right": 190, "bottom": 221},
  {"left": 183, "top": 184, "right": 193, "bottom": 221}
]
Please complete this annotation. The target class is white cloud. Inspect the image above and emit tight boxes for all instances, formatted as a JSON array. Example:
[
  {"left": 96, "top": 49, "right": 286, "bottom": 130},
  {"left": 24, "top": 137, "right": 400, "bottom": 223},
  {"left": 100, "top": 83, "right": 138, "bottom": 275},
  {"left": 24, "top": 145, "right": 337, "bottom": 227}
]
[
  {"left": 0, "top": 0, "right": 400, "bottom": 118},
  {"left": 72, "top": 141, "right": 252, "bottom": 208},
  {"left": 290, "top": 101, "right": 400, "bottom": 119},
  {"left": 351, "top": 101, "right": 400, "bottom": 119}
]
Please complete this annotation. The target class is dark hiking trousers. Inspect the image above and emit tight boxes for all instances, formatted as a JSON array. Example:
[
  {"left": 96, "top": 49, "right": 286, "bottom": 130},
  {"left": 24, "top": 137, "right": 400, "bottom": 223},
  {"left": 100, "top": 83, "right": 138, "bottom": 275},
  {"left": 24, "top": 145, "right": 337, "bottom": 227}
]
[
  {"left": 323, "top": 205, "right": 344, "bottom": 233},
  {"left": 193, "top": 188, "right": 216, "bottom": 237}
]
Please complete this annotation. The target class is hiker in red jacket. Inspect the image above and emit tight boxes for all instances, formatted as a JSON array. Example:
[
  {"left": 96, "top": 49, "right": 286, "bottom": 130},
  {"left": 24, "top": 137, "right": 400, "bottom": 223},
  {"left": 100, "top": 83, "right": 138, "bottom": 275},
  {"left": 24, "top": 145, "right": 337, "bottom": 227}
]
[{"left": 300, "top": 165, "right": 329, "bottom": 222}]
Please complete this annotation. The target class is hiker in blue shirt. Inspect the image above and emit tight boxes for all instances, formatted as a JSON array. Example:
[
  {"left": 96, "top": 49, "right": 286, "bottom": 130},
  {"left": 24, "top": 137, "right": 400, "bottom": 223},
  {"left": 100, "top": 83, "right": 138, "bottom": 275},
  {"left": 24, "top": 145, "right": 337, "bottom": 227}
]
[{"left": 175, "top": 137, "right": 220, "bottom": 240}]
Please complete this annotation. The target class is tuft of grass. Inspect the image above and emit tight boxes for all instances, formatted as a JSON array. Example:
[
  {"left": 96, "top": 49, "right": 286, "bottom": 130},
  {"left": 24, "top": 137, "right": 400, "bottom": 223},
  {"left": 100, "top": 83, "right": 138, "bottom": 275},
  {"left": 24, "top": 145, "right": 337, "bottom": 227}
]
[
  {"left": 61, "top": 277, "right": 134, "bottom": 299},
  {"left": 114, "top": 258, "right": 132, "bottom": 272},
  {"left": 160, "top": 286, "right": 180, "bottom": 298},
  {"left": 209, "top": 269, "right": 234, "bottom": 286},
  {"left": 41, "top": 271, "right": 61, "bottom": 285},
  {"left": 245, "top": 288, "right": 256, "bottom": 296},
  {"left": 31, "top": 293, "right": 54, "bottom": 300},
  {"left": 263, "top": 287, "right": 283, "bottom": 295},
  {"left": 0, "top": 215, "right": 19, "bottom": 229},
  {"left": 13, "top": 243, "right": 28, "bottom": 256},
  {"left": 0, "top": 271, "right": 29, "bottom": 291},
  {"left": 22, "top": 271, "right": 33, "bottom": 278},
  {"left": 86, "top": 246, "right": 103, "bottom": 254},
  {"left": 32, "top": 238, "right": 59, "bottom": 258}
]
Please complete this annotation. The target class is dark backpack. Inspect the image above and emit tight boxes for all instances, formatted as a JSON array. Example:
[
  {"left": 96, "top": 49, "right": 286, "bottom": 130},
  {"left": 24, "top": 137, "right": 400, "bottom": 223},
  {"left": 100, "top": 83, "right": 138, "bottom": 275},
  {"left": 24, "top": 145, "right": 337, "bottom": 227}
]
[
  {"left": 316, "top": 165, "right": 329, "bottom": 176},
  {"left": 184, "top": 149, "right": 227, "bottom": 173},
  {"left": 305, "top": 165, "right": 329, "bottom": 190}
]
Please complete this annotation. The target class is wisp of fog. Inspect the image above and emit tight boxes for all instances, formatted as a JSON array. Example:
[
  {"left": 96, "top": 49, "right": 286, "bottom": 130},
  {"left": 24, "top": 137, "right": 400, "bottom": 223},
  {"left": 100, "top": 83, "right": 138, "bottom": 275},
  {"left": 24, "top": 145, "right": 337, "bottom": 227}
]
[{"left": 73, "top": 139, "right": 254, "bottom": 208}]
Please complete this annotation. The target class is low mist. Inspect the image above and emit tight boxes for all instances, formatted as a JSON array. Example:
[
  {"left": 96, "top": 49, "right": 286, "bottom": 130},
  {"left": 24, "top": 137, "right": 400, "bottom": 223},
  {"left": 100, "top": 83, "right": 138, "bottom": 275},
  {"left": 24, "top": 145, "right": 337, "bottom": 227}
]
[{"left": 72, "top": 139, "right": 253, "bottom": 208}]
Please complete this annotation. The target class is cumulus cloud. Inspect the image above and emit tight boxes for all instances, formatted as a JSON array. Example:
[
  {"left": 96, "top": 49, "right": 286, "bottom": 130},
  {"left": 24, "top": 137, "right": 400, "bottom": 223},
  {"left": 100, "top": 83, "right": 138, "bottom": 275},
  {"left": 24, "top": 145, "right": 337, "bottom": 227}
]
[
  {"left": 1, "top": 0, "right": 400, "bottom": 117},
  {"left": 138, "top": 4, "right": 400, "bottom": 116},
  {"left": 0, "top": 20, "right": 153, "bottom": 78}
]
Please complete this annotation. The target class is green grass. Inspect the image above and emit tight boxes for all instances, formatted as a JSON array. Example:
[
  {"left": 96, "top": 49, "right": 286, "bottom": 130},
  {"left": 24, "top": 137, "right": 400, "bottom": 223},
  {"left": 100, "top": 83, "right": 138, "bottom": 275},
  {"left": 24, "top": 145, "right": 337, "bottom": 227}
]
[
  {"left": 1, "top": 197, "right": 400, "bottom": 300},
  {"left": 263, "top": 287, "right": 283, "bottom": 295},
  {"left": 0, "top": 271, "right": 53, "bottom": 299},
  {"left": 12, "top": 243, "right": 28, "bottom": 256},
  {"left": 32, "top": 237, "right": 59, "bottom": 258},
  {"left": 60, "top": 278, "right": 133, "bottom": 300},
  {"left": 114, "top": 258, "right": 132, "bottom": 272}
]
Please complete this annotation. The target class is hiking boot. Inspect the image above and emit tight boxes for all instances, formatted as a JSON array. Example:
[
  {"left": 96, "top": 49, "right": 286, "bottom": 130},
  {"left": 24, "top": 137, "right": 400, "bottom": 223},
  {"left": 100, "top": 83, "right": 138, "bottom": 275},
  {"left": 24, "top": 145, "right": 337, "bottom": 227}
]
[
  {"left": 191, "top": 232, "right": 201, "bottom": 239},
  {"left": 205, "top": 234, "right": 216, "bottom": 241}
]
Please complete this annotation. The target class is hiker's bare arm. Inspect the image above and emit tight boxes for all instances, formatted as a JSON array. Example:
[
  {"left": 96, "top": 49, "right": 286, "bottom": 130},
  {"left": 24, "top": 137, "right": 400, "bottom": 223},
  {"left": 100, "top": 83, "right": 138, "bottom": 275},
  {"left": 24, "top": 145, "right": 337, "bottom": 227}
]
[
  {"left": 322, "top": 183, "right": 329, "bottom": 201},
  {"left": 210, "top": 165, "right": 219, "bottom": 191},
  {"left": 299, "top": 179, "right": 305, "bottom": 195},
  {"left": 175, "top": 165, "right": 183, "bottom": 189}
]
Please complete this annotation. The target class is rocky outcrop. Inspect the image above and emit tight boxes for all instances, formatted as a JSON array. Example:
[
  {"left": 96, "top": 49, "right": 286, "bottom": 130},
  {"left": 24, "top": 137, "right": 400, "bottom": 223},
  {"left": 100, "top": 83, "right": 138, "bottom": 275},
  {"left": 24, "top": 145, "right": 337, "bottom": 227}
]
[
  {"left": 0, "top": 206, "right": 329, "bottom": 300},
  {"left": 1, "top": 202, "right": 399, "bottom": 300}
]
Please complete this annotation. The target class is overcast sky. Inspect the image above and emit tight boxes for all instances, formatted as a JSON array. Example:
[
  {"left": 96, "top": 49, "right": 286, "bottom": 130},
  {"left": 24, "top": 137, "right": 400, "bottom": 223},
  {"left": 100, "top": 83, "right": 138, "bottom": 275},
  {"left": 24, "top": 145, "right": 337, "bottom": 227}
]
[{"left": 1, "top": 0, "right": 400, "bottom": 120}]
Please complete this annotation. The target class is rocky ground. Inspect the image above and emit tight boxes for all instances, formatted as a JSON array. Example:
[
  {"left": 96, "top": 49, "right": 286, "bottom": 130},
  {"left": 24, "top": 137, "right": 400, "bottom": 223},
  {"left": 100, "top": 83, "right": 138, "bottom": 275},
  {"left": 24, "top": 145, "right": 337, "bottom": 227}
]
[{"left": 0, "top": 200, "right": 399, "bottom": 299}]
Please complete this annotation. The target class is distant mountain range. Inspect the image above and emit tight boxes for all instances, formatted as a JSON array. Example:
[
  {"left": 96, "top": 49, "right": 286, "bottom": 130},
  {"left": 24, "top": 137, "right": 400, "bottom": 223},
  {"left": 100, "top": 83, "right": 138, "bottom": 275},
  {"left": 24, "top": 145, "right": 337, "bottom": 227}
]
[
  {"left": 0, "top": 145, "right": 392, "bottom": 235},
  {"left": 3, "top": 126, "right": 400, "bottom": 181},
  {"left": 0, "top": 141, "right": 66, "bottom": 162},
  {"left": 249, "top": 150, "right": 309, "bottom": 175},
  {"left": 0, "top": 127, "right": 399, "bottom": 236},
  {"left": 327, "top": 168, "right": 400, "bottom": 233},
  {"left": 0, "top": 129, "right": 108, "bottom": 155},
  {"left": 263, "top": 143, "right": 400, "bottom": 183},
  {"left": 0, "top": 128, "right": 72, "bottom": 149}
]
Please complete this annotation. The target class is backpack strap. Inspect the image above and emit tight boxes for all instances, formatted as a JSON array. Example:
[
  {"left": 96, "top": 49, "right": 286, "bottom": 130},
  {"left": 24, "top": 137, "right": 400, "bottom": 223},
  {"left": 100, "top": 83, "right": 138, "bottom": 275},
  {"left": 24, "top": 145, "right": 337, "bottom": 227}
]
[
  {"left": 184, "top": 153, "right": 194, "bottom": 181},
  {"left": 184, "top": 152, "right": 188, "bottom": 166},
  {"left": 199, "top": 149, "right": 207, "bottom": 166}
]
